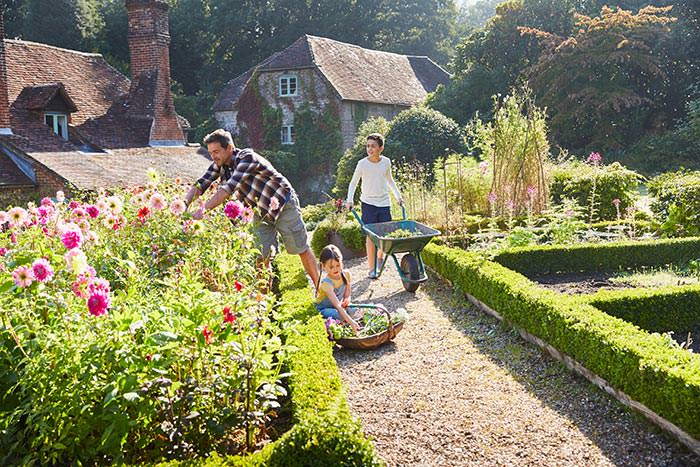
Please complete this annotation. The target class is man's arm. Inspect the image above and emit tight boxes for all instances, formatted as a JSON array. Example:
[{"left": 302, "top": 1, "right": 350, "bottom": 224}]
[{"left": 184, "top": 185, "right": 202, "bottom": 209}]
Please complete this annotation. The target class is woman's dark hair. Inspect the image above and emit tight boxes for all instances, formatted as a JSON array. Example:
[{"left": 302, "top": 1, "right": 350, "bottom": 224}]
[{"left": 317, "top": 244, "right": 346, "bottom": 290}]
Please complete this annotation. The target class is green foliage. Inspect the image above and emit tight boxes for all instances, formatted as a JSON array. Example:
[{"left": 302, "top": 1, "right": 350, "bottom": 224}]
[
  {"left": 0, "top": 180, "right": 287, "bottom": 465},
  {"left": 521, "top": 5, "right": 676, "bottom": 150},
  {"left": 469, "top": 88, "right": 549, "bottom": 216},
  {"left": 587, "top": 286, "right": 700, "bottom": 340},
  {"left": 310, "top": 219, "right": 364, "bottom": 258},
  {"left": 386, "top": 106, "right": 466, "bottom": 167},
  {"left": 294, "top": 103, "right": 343, "bottom": 169},
  {"left": 648, "top": 170, "right": 700, "bottom": 237},
  {"left": 333, "top": 117, "right": 392, "bottom": 200},
  {"left": 300, "top": 202, "right": 336, "bottom": 232},
  {"left": 549, "top": 160, "right": 642, "bottom": 221},
  {"left": 262, "top": 106, "right": 283, "bottom": 151},
  {"left": 423, "top": 242, "right": 700, "bottom": 439}
]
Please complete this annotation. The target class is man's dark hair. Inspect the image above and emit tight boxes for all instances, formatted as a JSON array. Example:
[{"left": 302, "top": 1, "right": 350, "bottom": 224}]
[
  {"left": 203, "top": 129, "right": 235, "bottom": 149},
  {"left": 367, "top": 133, "right": 384, "bottom": 147}
]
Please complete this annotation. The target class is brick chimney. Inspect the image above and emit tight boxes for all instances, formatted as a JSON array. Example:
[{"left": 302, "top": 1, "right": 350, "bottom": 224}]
[
  {"left": 125, "top": 0, "right": 184, "bottom": 146},
  {"left": 0, "top": 3, "right": 12, "bottom": 135}
]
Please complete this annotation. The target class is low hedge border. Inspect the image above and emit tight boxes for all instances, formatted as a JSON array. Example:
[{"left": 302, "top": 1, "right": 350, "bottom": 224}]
[
  {"left": 582, "top": 285, "right": 700, "bottom": 336},
  {"left": 310, "top": 220, "right": 365, "bottom": 258},
  {"left": 422, "top": 243, "right": 700, "bottom": 446},
  {"left": 493, "top": 237, "right": 700, "bottom": 276},
  {"left": 153, "top": 254, "right": 381, "bottom": 466}
]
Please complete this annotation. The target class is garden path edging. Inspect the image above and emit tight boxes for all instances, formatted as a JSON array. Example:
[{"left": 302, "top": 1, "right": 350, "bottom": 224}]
[{"left": 463, "top": 290, "right": 700, "bottom": 456}]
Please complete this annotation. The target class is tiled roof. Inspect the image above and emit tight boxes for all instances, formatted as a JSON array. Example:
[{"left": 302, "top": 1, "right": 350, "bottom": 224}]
[
  {"left": 5, "top": 40, "right": 130, "bottom": 124},
  {"left": 28, "top": 146, "right": 212, "bottom": 191},
  {"left": 307, "top": 35, "right": 450, "bottom": 106},
  {"left": 13, "top": 83, "right": 78, "bottom": 112},
  {"left": 213, "top": 53, "right": 280, "bottom": 112},
  {"left": 0, "top": 145, "right": 33, "bottom": 187},
  {"left": 214, "top": 35, "right": 451, "bottom": 111}
]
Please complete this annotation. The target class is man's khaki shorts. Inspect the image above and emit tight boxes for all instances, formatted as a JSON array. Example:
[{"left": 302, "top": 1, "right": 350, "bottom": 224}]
[{"left": 255, "top": 193, "right": 309, "bottom": 257}]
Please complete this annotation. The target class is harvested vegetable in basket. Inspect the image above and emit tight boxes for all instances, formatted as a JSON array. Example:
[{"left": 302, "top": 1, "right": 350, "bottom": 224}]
[{"left": 325, "top": 307, "right": 408, "bottom": 340}]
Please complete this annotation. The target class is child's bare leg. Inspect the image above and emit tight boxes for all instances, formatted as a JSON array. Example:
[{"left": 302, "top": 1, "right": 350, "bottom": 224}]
[{"left": 366, "top": 236, "right": 376, "bottom": 272}]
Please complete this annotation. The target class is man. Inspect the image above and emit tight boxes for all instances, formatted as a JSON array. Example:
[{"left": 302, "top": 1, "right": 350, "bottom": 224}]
[{"left": 185, "top": 129, "right": 319, "bottom": 288}]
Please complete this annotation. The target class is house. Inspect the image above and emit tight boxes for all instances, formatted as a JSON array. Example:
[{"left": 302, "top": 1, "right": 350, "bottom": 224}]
[
  {"left": 213, "top": 35, "right": 451, "bottom": 152},
  {"left": 0, "top": 0, "right": 210, "bottom": 202}
]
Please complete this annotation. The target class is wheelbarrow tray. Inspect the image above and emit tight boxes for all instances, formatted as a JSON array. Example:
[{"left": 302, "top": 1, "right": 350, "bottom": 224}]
[{"left": 363, "top": 219, "right": 441, "bottom": 255}]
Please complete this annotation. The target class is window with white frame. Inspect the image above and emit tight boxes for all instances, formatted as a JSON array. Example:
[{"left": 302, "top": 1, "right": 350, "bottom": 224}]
[
  {"left": 281, "top": 125, "right": 295, "bottom": 145},
  {"left": 279, "top": 75, "right": 298, "bottom": 97},
  {"left": 44, "top": 112, "right": 69, "bottom": 140}
]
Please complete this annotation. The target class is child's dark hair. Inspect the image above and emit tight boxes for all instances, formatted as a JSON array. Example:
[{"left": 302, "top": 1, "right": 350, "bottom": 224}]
[
  {"left": 366, "top": 133, "right": 384, "bottom": 147},
  {"left": 317, "top": 244, "right": 347, "bottom": 290}
]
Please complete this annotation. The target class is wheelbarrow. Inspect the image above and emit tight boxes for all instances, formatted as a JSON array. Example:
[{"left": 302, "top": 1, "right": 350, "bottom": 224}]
[{"left": 351, "top": 206, "right": 440, "bottom": 292}]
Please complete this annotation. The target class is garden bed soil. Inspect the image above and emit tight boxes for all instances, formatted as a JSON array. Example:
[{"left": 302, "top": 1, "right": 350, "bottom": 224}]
[
  {"left": 527, "top": 271, "right": 632, "bottom": 294},
  {"left": 334, "top": 256, "right": 700, "bottom": 467}
]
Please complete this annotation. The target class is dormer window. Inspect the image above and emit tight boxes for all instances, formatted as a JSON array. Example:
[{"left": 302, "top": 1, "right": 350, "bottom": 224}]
[
  {"left": 279, "top": 76, "right": 298, "bottom": 97},
  {"left": 45, "top": 112, "right": 69, "bottom": 140}
]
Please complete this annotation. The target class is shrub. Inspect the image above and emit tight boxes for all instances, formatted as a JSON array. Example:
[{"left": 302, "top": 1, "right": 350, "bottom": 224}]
[
  {"left": 311, "top": 218, "right": 364, "bottom": 258},
  {"left": 648, "top": 170, "right": 700, "bottom": 237},
  {"left": 549, "top": 160, "right": 642, "bottom": 221},
  {"left": 261, "top": 150, "right": 302, "bottom": 188},
  {"left": 386, "top": 106, "right": 466, "bottom": 168},
  {"left": 301, "top": 201, "right": 336, "bottom": 231}
]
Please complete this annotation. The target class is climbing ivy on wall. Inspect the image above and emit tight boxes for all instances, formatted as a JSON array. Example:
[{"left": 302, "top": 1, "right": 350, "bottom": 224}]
[
  {"left": 294, "top": 102, "right": 343, "bottom": 172},
  {"left": 236, "top": 71, "right": 282, "bottom": 149}
]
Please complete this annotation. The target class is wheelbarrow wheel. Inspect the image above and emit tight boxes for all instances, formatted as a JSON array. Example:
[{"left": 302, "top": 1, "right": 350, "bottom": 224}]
[{"left": 400, "top": 254, "right": 420, "bottom": 292}]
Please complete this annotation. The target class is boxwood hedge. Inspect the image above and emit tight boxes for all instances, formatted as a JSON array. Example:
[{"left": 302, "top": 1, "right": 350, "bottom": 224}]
[
  {"left": 585, "top": 286, "right": 700, "bottom": 337},
  {"left": 422, "top": 243, "right": 700, "bottom": 439},
  {"left": 493, "top": 237, "right": 700, "bottom": 276}
]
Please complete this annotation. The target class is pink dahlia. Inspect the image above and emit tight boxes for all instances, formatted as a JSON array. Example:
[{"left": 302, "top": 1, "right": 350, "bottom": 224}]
[
  {"left": 224, "top": 200, "right": 243, "bottom": 219},
  {"left": 587, "top": 152, "right": 603, "bottom": 166},
  {"left": 12, "top": 266, "right": 34, "bottom": 288},
  {"left": 149, "top": 192, "right": 166, "bottom": 211},
  {"left": 32, "top": 258, "right": 54, "bottom": 283},
  {"left": 241, "top": 206, "right": 254, "bottom": 224},
  {"left": 87, "top": 291, "right": 110, "bottom": 317},
  {"left": 86, "top": 205, "right": 100, "bottom": 219},
  {"left": 40, "top": 197, "right": 55, "bottom": 208},
  {"left": 8, "top": 207, "right": 28, "bottom": 227},
  {"left": 61, "top": 228, "right": 83, "bottom": 250},
  {"left": 170, "top": 199, "right": 186, "bottom": 216},
  {"left": 89, "top": 277, "right": 111, "bottom": 295}
]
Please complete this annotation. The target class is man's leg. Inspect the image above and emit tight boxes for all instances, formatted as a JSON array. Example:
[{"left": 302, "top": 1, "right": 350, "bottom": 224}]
[{"left": 299, "top": 247, "right": 319, "bottom": 290}]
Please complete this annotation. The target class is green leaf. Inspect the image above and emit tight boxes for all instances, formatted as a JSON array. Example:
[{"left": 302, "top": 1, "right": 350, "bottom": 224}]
[{"left": 123, "top": 392, "right": 140, "bottom": 402}]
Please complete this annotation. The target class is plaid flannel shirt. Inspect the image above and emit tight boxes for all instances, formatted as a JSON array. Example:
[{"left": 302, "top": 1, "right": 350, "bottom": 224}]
[{"left": 195, "top": 148, "right": 293, "bottom": 221}]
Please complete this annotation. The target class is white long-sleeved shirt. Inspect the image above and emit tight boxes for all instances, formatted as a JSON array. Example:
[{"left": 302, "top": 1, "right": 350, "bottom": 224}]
[{"left": 346, "top": 156, "right": 402, "bottom": 208}]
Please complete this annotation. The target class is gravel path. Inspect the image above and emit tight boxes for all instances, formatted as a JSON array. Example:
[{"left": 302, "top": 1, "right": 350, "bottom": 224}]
[{"left": 334, "top": 257, "right": 700, "bottom": 467}]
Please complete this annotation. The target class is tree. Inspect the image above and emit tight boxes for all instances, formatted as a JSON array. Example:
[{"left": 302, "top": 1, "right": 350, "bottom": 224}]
[
  {"left": 521, "top": 5, "right": 677, "bottom": 150},
  {"left": 386, "top": 106, "right": 466, "bottom": 166},
  {"left": 428, "top": 0, "right": 579, "bottom": 125},
  {"left": 21, "top": 0, "right": 102, "bottom": 51}
]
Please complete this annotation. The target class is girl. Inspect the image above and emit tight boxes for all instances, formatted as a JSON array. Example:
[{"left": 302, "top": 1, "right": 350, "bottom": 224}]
[
  {"left": 315, "top": 245, "right": 361, "bottom": 335},
  {"left": 345, "top": 133, "right": 403, "bottom": 278}
]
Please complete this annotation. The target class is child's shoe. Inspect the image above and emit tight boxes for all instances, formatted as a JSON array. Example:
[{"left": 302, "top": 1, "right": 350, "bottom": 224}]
[{"left": 368, "top": 270, "right": 378, "bottom": 279}]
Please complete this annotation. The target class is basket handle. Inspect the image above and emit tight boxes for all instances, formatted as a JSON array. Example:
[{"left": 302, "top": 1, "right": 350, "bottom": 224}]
[{"left": 375, "top": 304, "right": 397, "bottom": 340}]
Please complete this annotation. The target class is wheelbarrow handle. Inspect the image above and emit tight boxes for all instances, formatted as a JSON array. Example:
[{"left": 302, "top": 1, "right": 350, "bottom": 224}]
[{"left": 350, "top": 205, "right": 406, "bottom": 225}]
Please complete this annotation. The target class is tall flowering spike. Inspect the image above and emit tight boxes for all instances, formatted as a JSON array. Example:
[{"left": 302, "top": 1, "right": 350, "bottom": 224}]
[
  {"left": 527, "top": 186, "right": 537, "bottom": 198},
  {"left": 587, "top": 152, "right": 602, "bottom": 166},
  {"left": 479, "top": 160, "right": 489, "bottom": 176},
  {"left": 612, "top": 198, "right": 621, "bottom": 207},
  {"left": 12, "top": 266, "right": 34, "bottom": 288},
  {"left": 488, "top": 192, "right": 498, "bottom": 205},
  {"left": 32, "top": 258, "right": 54, "bottom": 283}
]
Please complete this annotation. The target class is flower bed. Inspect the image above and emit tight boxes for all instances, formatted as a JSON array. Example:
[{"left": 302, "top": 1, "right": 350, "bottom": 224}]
[
  {"left": 0, "top": 177, "right": 381, "bottom": 466},
  {"left": 422, "top": 242, "right": 700, "bottom": 451}
]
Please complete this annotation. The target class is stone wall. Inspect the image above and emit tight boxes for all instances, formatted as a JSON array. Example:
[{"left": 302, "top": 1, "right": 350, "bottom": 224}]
[{"left": 339, "top": 101, "right": 407, "bottom": 150}]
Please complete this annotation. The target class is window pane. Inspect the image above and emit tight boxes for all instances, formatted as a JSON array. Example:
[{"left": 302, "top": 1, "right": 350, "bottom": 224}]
[
  {"left": 290, "top": 126, "right": 295, "bottom": 143},
  {"left": 57, "top": 116, "right": 66, "bottom": 139},
  {"left": 280, "top": 78, "right": 288, "bottom": 96},
  {"left": 45, "top": 114, "right": 54, "bottom": 129},
  {"left": 289, "top": 78, "right": 297, "bottom": 95}
]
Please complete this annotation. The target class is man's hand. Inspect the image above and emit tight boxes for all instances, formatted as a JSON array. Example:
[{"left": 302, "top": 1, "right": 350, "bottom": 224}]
[{"left": 192, "top": 207, "right": 205, "bottom": 220}]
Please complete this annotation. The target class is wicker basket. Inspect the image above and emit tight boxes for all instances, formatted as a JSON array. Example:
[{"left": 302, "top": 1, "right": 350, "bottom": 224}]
[{"left": 335, "top": 304, "right": 405, "bottom": 350}]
